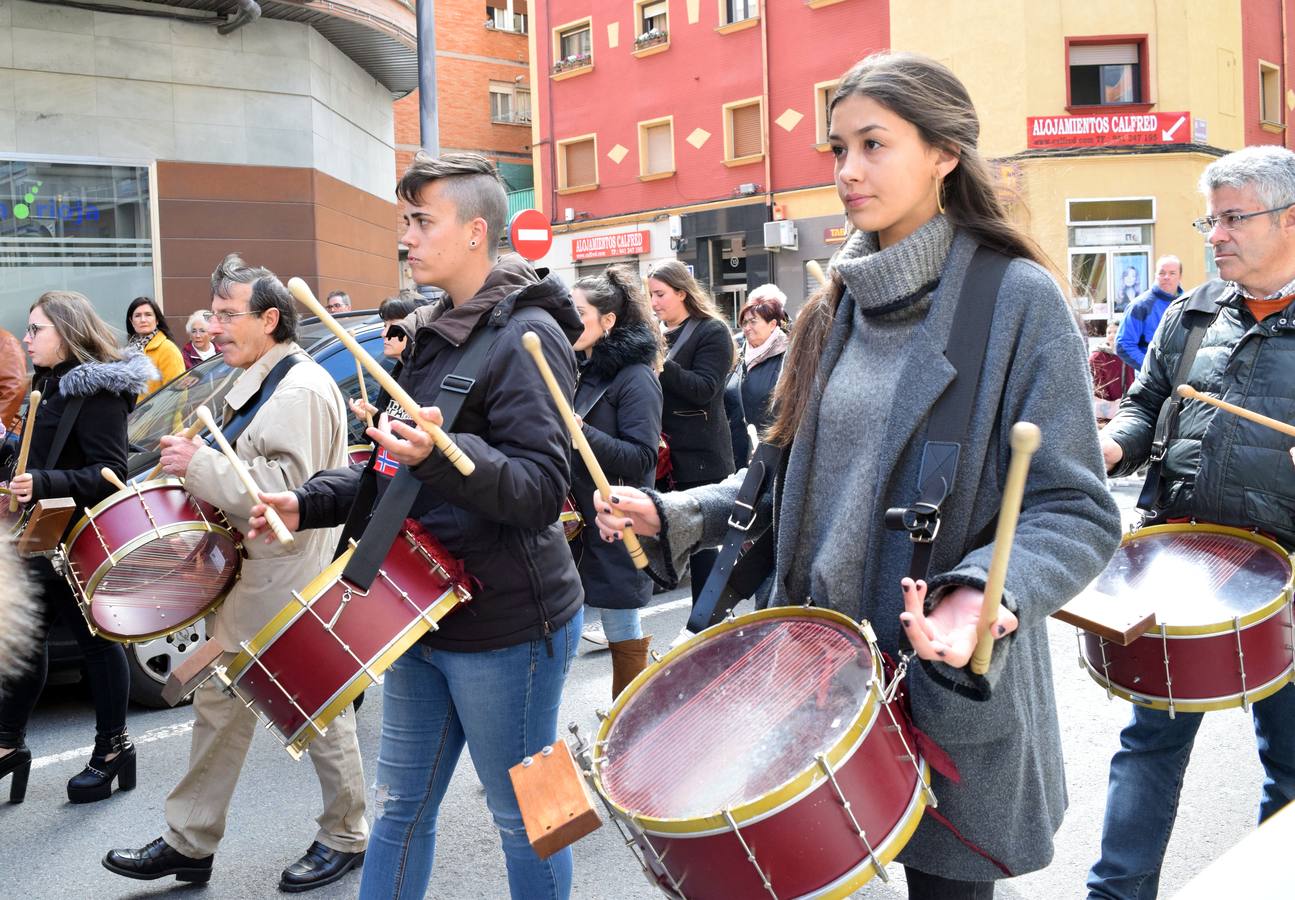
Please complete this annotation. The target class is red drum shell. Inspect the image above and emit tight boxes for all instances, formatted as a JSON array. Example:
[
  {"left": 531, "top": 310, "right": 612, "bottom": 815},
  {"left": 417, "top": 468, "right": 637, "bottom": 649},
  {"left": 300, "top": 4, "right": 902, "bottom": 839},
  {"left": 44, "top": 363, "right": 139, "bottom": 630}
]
[
  {"left": 592, "top": 607, "right": 929, "bottom": 899},
  {"left": 224, "top": 521, "right": 471, "bottom": 755},
  {"left": 347, "top": 444, "right": 373, "bottom": 467},
  {"left": 560, "top": 495, "right": 583, "bottom": 542},
  {"left": 62, "top": 480, "right": 240, "bottom": 642},
  {"left": 1077, "top": 523, "right": 1295, "bottom": 712}
]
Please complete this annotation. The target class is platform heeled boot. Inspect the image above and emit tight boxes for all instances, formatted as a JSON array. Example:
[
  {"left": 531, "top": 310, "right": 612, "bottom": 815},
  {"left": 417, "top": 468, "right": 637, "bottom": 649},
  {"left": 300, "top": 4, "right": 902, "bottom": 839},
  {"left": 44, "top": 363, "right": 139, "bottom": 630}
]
[
  {"left": 67, "top": 728, "right": 136, "bottom": 803},
  {"left": 0, "top": 731, "right": 32, "bottom": 804}
]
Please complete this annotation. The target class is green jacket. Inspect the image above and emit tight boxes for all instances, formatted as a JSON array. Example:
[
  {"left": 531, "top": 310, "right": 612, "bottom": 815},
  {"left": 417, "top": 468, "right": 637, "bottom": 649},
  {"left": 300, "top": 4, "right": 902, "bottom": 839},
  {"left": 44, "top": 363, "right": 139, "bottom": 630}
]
[{"left": 1106, "top": 279, "right": 1295, "bottom": 546}]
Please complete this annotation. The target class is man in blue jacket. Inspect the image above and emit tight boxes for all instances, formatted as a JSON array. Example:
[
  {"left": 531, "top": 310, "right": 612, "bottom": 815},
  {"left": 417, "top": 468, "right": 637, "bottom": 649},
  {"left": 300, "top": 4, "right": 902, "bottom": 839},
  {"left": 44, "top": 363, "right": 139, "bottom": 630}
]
[{"left": 1115, "top": 255, "right": 1183, "bottom": 370}]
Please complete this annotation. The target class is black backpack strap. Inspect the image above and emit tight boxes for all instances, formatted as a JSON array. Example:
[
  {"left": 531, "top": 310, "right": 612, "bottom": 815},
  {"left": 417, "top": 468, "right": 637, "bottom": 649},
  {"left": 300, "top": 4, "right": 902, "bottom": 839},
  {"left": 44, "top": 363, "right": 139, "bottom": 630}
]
[{"left": 341, "top": 307, "right": 552, "bottom": 589}]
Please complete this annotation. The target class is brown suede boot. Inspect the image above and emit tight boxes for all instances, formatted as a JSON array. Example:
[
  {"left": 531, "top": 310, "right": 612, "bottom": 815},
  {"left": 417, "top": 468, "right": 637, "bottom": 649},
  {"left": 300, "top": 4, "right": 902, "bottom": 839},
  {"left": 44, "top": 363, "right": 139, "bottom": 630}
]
[{"left": 609, "top": 636, "right": 652, "bottom": 699}]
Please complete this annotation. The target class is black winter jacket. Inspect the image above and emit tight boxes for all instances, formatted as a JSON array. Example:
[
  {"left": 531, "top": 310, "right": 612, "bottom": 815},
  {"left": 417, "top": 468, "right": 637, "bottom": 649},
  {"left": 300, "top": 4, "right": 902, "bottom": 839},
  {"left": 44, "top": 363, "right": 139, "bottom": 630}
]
[
  {"left": 659, "top": 316, "right": 735, "bottom": 488},
  {"left": 295, "top": 255, "right": 585, "bottom": 650},
  {"left": 572, "top": 322, "right": 662, "bottom": 610},
  {"left": 725, "top": 341, "right": 786, "bottom": 464},
  {"left": 22, "top": 352, "right": 153, "bottom": 517},
  {"left": 1106, "top": 279, "right": 1295, "bottom": 546}
]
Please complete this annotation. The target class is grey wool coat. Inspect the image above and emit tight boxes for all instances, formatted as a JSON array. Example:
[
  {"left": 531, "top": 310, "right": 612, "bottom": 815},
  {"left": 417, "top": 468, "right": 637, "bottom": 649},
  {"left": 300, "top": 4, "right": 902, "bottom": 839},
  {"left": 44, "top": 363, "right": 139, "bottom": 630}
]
[{"left": 651, "top": 228, "right": 1122, "bottom": 881}]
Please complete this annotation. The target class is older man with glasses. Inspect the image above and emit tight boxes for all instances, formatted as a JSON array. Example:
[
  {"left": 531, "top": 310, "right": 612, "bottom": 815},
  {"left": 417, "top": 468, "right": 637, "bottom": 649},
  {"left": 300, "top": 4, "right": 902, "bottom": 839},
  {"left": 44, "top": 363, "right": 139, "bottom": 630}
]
[{"left": 1088, "top": 145, "right": 1295, "bottom": 899}]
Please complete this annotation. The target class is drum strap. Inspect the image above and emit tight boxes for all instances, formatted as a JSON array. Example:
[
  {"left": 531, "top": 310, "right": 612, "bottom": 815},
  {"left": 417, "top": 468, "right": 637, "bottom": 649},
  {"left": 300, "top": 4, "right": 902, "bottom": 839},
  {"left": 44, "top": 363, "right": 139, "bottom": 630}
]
[
  {"left": 218, "top": 352, "right": 310, "bottom": 446},
  {"left": 42, "top": 397, "right": 84, "bottom": 471},
  {"left": 340, "top": 306, "right": 553, "bottom": 590}
]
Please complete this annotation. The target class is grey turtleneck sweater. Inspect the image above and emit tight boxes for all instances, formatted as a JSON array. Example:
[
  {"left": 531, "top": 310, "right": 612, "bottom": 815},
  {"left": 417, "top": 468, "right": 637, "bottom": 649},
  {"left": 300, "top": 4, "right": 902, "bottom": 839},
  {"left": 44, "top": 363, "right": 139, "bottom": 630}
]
[{"left": 791, "top": 216, "right": 953, "bottom": 615}]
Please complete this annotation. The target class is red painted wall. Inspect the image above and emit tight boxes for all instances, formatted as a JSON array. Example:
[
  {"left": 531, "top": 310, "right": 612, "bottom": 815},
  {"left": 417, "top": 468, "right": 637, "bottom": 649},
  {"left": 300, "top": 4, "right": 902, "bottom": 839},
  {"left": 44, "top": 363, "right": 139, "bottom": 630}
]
[
  {"left": 534, "top": 0, "right": 888, "bottom": 221},
  {"left": 1241, "top": 0, "right": 1293, "bottom": 148}
]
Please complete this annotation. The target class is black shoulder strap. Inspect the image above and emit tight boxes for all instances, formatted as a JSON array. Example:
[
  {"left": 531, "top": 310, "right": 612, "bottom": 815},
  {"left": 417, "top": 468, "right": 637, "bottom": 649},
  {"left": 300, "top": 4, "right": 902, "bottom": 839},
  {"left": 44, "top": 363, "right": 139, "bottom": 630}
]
[
  {"left": 217, "top": 351, "right": 309, "bottom": 447},
  {"left": 340, "top": 307, "right": 553, "bottom": 588},
  {"left": 43, "top": 396, "right": 85, "bottom": 471},
  {"left": 665, "top": 318, "right": 700, "bottom": 362},
  {"left": 574, "top": 381, "right": 612, "bottom": 419}
]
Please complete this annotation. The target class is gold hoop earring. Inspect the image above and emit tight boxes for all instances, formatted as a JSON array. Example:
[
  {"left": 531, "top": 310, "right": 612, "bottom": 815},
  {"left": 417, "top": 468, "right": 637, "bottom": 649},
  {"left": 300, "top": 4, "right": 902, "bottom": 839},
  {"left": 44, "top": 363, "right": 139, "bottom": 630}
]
[{"left": 936, "top": 177, "right": 946, "bottom": 215}]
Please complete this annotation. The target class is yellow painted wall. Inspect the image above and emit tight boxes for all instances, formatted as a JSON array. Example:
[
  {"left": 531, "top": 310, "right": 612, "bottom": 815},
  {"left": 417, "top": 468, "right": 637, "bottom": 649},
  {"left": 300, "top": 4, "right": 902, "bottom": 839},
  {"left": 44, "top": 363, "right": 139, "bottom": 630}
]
[
  {"left": 891, "top": 0, "right": 1245, "bottom": 157},
  {"left": 1020, "top": 152, "right": 1216, "bottom": 291}
]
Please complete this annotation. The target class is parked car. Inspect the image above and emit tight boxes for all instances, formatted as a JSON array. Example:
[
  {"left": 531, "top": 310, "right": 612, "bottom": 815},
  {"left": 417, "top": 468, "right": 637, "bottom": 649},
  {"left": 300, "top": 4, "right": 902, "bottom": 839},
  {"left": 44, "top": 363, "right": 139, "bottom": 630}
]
[{"left": 48, "top": 312, "right": 393, "bottom": 707}]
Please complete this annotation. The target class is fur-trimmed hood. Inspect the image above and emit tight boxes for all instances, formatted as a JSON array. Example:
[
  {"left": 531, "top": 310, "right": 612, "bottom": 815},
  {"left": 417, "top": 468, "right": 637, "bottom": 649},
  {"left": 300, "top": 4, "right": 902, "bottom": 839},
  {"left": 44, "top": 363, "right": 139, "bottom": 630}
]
[
  {"left": 580, "top": 320, "right": 661, "bottom": 384},
  {"left": 50, "top": 349, "right": 159, "bottom": 399}
]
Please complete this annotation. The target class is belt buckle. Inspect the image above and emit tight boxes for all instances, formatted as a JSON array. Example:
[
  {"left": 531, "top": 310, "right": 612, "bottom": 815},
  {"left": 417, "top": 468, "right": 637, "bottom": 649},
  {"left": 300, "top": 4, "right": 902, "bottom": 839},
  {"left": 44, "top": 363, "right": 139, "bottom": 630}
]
[{"left": 727, "top": 499, "right": 756, "bottom": 532}]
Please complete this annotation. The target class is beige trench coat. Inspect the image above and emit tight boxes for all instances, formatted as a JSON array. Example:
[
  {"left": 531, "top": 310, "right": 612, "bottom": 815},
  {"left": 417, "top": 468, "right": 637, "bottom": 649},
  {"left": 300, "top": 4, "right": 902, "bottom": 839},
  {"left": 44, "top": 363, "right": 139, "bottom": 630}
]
[{"left": 184, "top": 341, "right": 347, "bottom": 652}]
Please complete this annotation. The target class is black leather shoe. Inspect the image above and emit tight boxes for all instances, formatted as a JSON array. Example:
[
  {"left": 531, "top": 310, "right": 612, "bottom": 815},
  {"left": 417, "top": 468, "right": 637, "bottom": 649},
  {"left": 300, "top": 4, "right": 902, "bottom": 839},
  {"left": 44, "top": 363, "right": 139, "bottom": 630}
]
[
  {"left": 103, "top": 836, "right": 213, "bottom": 883},
  {"left": 0, "top": 745, "right": 32, "bottom": 803},
  {"left": 68, "top": 729, "right": 136, "bottom": 803},
  {"left": 279, "top": 841, "right": 364, "bottom": 893}
]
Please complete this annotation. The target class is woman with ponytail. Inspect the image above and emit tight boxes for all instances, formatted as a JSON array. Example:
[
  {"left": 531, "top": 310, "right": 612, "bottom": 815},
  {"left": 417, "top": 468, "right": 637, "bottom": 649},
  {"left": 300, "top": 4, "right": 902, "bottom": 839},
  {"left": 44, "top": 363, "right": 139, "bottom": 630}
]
[
  {"left": 568, "top": 265, "right": 663, "bottom": 697},
  {"left": 593, "top": 51, "right": 1120, "bottom": 897}
]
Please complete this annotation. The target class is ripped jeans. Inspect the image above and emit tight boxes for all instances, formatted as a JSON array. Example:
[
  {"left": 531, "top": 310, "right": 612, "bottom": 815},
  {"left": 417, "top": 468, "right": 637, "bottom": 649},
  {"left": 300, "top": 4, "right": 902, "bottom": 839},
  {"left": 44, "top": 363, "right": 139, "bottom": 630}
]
[{"left": 357, "top": 608, "right": 581, "bottom": 900}]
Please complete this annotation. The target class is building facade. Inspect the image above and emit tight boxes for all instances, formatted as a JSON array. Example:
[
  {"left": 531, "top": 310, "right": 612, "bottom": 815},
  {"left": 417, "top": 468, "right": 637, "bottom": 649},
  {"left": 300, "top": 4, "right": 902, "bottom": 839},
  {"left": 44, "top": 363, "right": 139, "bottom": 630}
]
[{"left": 0, "top": 0, "right": 415, "bottom": 339}]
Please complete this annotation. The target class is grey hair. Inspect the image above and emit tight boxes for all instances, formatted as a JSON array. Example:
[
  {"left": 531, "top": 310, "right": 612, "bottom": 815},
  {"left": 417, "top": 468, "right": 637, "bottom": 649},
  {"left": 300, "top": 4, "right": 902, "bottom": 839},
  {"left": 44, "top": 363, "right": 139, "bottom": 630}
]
[
  {"left": 185, "top": 310, "right": 210, "bottom": 335},
  {"left": 397, "top": 151, "right": 508, "bottom": 252},
  {"left": 1199, "top": 146, "right": 1295, "bottom": 212},
  {"left": 211, "top": 252, "right": 273, "bottom": 301},
  {"left": 747, "top": 283, "right": 787, "bottom": 305}
]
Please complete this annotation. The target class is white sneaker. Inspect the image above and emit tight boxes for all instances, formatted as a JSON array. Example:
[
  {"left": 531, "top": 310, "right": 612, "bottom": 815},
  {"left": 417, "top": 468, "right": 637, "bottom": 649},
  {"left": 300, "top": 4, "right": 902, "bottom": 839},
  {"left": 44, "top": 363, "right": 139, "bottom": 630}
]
[
  {"left": 669, "top": 626, "right": 697, "bottom": 649},
  {"left": 581, "top": 625, "right": 610, "bottom": 649}
]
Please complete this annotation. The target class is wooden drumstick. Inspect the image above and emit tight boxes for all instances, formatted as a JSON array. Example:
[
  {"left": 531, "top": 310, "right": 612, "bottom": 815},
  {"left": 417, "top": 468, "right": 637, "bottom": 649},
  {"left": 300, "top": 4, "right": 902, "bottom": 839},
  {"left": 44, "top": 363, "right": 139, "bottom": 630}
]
[
  {"left": 9, "top": 390, "right": 40, "bottom": 513},
  {"left": 193, "top": 405, "right": 295, "bottom": 547},
  {"left": 806, "top": 259, "right": 829, "bottom": 287},
  {"left": 1176, "top": 384, "right": 1295, "bottom": 439},
  {"left": 969, "top": 421, "right": 1042, "bottom": 675},
  {"left": 100, "top": 468, "right": 127, "bottom": 492},
  {"left": 521, "top": 331, "right": 648, "bottom": 570},
  {"left": 286, "top": 278, "right": 474, "bottom": 477},
  {"left": 146, "top": 420, "right": 203, "bottom": 480},
  {"left": 354, "top": 357, "right": 374, "bottom": 429}
]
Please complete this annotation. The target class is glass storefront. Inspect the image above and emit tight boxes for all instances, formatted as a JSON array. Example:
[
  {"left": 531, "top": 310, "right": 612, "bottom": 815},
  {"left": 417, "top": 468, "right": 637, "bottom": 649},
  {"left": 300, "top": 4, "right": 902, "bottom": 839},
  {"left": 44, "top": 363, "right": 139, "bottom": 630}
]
[{"left": 0, "top": 157, "right": 155, "bottom": 344}]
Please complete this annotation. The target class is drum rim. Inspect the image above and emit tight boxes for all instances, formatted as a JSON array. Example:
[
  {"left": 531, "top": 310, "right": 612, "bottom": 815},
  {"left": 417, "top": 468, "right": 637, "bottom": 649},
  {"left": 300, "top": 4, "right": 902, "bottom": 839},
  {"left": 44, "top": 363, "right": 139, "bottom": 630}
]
[
  {"left": 1114, "top": 522, "right": 1293, "bottom": 636},
  {"left": 592, "top": 606, "right": 885, "bottom": 835},
  {"left": 1081, "top": 659, "right": 1294, "bottom": 713},
  {"left": 225, "top": 545, "right": 469, "bottom": 755},
  {"left": 64, "top": 476, "right": 190, "bottom": 547}
]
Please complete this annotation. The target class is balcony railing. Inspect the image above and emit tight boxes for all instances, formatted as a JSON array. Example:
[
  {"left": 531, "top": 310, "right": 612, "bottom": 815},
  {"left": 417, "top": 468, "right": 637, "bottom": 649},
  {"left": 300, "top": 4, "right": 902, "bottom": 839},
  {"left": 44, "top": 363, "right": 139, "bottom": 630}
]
[
  {"left": 634, "top": 29, "right": 668, "bottom": 49},
  {"left": 551, "top": 53, "right": 592, "bottom": 74},
  {"left": 491, "top": 111, "right": 533, "bottom": 125},
  {"left": 507, "top": 188, "right": 536, "bottom": 221}
]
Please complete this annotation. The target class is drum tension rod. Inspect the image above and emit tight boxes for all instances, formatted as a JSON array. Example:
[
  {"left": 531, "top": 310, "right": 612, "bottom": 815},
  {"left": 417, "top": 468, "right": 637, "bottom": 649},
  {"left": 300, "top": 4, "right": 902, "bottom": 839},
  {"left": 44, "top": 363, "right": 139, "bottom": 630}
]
[
  {"left": 721, "top": 809, "right": 778, "bottom": 899},
  {"left": 1233, "top": 615, "right": 1250, "bottom": 711},
  {"left": 1158, "top": 624, "right": 1176, "bottom": 719},
  {"left": 815, "top": 753, "right": 888, "bottom": 881}
]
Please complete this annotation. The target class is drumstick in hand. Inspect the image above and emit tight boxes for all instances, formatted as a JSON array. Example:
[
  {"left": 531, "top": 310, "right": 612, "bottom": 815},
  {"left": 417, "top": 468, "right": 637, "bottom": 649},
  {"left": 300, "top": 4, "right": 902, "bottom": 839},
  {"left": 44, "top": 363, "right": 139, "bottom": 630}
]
[
  {"left": 146, "top": 420, "right": 203, "bottom": 480},
  {"left": 9, "top": 390, "right": 40, "bottom": 513},
  {"left": 522, "top": 331, "right": 648, "bottom": 570},
  {"left": 1176, "top": 384, "right": 1295, "bottom": 439},
  {"left": 286, "top": 278, "right": 474, "bottom": 476},
  {"left": 194, "top": 405, "right": 295, "bottom": 547},
  {"left": 969, "top": 422, "right": 1042, "bottom": 676},
  {"left": 100, "top": 468, "right": 127, "bottom": 492},
  {"left": 354, "top": 357, "right": 374, "bottom": 428},
  {"left": 806, "top": 259, "right": 829, "bottom": 288}
]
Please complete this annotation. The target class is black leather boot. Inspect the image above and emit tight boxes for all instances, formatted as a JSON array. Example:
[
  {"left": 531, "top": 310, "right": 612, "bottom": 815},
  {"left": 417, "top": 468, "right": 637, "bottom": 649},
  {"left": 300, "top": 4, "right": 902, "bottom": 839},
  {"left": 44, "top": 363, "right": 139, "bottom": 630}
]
[
  {"left": 0, "top": 736, "right": 32, "bottom": 804},
  {"left": 67, "top": 728, "right": 136, "bottom": 803},
  {"left": 103, "top": 836, "right": 213, "bottom": 883}
]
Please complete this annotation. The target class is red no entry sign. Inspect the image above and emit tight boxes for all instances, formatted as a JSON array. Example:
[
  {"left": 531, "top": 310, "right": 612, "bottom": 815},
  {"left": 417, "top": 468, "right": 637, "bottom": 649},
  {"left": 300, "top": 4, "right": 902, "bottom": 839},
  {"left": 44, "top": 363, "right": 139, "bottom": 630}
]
[{"left": 509, "top": 209, "right": 553, "bottom": 260}]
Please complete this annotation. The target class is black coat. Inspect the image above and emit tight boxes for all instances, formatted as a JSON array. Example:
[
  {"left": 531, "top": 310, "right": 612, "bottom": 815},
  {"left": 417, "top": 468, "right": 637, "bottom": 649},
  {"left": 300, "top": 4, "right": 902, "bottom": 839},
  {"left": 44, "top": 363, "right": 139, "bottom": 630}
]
[
  {"left": 659, "top": 316, "right": 735, "bottom": 488},
  {"left": 23, "top": 352, "right": 153, "bottom": 516},
  {"left": 571, "top": 322, "right": 662, "bottom": 610},
  {"left": 724, "top": 344, "right": 786, "bottom": 465},
  {"left": 296, "top": 255, "right": 585, "bottom": 651}
]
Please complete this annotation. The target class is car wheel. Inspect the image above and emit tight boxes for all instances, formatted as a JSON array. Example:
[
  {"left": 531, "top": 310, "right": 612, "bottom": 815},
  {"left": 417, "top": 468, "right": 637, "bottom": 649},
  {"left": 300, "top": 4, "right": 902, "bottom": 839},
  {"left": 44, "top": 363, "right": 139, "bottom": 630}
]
[{"left": 127, "top": 622, "right": 207, "bottom": 708}]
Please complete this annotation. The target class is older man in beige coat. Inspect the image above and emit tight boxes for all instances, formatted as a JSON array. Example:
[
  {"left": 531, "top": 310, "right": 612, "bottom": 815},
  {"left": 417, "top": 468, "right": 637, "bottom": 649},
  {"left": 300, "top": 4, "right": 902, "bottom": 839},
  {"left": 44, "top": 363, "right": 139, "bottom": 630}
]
[{"left": 104, "top": 256, "right": 367, "bottom": 894}]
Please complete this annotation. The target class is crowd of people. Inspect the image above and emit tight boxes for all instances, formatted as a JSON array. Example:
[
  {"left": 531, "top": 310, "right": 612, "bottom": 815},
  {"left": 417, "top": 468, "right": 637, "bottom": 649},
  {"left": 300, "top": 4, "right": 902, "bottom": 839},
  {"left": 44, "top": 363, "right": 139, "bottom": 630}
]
[{"left": 0, "top": 48, "right": 1292, "bottom": 900}]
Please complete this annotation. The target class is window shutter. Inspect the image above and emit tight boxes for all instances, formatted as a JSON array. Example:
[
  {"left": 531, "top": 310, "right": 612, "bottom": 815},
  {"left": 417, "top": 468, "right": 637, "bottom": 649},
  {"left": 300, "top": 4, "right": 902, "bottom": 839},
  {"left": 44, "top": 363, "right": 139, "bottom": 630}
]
[
  {"left": 566, "top": 140, "right": 596, "bottom": 187},
  {"left": 643, "top": 1, "right": 668, "bottom": 19},
  {"left": 645, "top": 123, "right": 672, "bottom": 173},
  {"left": 731, "top": 103, "right": 762, "bottom": 159},
  {"left": 1069, "top": 43, "right": 1138, "bottom": 66}
]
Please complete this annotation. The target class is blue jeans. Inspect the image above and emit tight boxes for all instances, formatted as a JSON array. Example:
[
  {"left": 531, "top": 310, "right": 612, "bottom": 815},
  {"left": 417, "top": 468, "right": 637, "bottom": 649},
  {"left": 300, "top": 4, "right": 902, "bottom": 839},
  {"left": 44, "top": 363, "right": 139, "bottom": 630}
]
[
  {"left": 1087, "top": 682, "right": 1295, "bottom": 899},
  {"left": 594, "top": 607, "right": 642, "bottom": 642},
  {"left": 357, "top": 609, "right": 582, "bottom": 900}
]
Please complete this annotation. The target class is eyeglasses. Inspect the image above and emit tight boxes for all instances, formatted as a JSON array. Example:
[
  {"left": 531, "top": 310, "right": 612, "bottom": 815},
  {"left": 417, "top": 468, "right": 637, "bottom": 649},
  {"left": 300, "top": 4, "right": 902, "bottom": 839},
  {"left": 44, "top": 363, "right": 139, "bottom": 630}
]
[
  {"left": 24, "top": 323, "right": 54, "bottom": 338},
  {"left": 1192, "top": 203, "right": 1295, "bottom": 235},
  {"left": 739, "top": 318, "right": 762, "bottom": 328},
  {"left": 383, "top": 330, "right": 403, "bottom": 341},
  {"left": 201, "top": 310, "right": 261, "bottom": 326}
]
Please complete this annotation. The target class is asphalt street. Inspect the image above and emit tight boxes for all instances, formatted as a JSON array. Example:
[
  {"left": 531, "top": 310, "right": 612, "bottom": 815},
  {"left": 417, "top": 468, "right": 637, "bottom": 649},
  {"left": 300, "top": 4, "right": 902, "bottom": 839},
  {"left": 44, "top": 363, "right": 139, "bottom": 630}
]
[{"left": 0, "top": 479, "right": 1274, "bottom": 898}]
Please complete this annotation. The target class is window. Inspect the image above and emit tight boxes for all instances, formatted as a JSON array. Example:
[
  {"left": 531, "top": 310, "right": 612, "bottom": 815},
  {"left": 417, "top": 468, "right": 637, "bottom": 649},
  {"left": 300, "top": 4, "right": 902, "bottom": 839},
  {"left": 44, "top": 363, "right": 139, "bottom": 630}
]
[
  {"left": 722, "top": 0, "right": 757, "bottom": 25},
  {"left": 1261, "top": 61, "right": 1283, "bottom": 126},
  {"left": 552, "top": 19, "right": 593, "bottom": 75},
  {"left": 485, "top": 0, "right": 528, "bottom": 34},
  {"left": 814, "top": 79, "right": 839, "bottom": 147},
  {"left": 558, "top": 135, "right": 598, "bottom": 192},
  {"left": 634, "top": 0, "right": 669, "bottom": 51},
  {"left": 724, "top": 98, "right": 763, "bottom": 164},
  {"left": 639, "top": 117, "right": 674, "bottom": 179},
  {"left": 489, "top": 82, "right": 530, "bottom": 125},
  {"left": 1068, "top": 40, "right": 1144, "bottom": 107}
]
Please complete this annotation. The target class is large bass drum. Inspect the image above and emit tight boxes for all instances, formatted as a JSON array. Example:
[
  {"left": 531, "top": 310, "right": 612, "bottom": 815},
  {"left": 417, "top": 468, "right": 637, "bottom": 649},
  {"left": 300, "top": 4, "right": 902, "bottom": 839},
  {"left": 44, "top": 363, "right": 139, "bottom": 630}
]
[
  {"left": 1075, "top": 522, "right": 1295, "bottom": 714},
  {"left": 591, "top": 607, "right": 931, "bottom": 899}
]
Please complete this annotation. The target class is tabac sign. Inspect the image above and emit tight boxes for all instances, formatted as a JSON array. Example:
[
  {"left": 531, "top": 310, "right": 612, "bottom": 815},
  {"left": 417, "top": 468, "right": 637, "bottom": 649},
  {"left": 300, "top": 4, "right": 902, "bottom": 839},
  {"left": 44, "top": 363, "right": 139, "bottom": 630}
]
[
  {"left": 572, "top": 230, "right": 651, "bottom": 261},
  {"left": 1026, "top": 111, "right": 1191, "bottom": 150}
]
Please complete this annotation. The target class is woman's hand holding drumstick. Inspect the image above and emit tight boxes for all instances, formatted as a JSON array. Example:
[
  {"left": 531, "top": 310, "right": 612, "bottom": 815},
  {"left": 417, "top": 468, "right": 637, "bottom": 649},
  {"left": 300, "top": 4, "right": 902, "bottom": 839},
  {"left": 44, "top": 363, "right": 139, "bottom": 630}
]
[
  {"left": 900, "top": 422, "right": 1040, "bottom": 673},
  {"left": 194, "top": 405, "right": 295, "bottom": 547},
  {"left": 9, "top": 390, "right": 40, "bottom": 512},
  {"left": 286, "top": 278, "right": 474, "bottom": 477},
  {"left": 1176, "top": 384, "right": 1295, "bottom": 438},
  {"left": 522, "top": 332, "right": 649, "bottom": 570}
]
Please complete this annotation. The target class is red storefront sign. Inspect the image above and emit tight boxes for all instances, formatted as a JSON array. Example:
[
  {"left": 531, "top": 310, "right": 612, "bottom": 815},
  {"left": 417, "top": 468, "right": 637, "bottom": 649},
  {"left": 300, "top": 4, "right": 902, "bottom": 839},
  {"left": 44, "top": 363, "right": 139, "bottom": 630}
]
[
  {"left": 1026, "top": 111, "right": 1190, "bottom": 150},
  {"left": 572, "top": 230, "right": 651, "bottom": 260}
]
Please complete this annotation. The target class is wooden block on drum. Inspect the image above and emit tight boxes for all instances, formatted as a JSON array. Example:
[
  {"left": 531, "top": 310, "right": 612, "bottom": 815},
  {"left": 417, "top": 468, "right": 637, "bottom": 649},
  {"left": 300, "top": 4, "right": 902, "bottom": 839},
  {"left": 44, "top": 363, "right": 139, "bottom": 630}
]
[
  {"left": 1053, "top": 592, "right": 1157, "bottom": 646},
  {"left": 160, "top": 639, "right": 225, "bottom": 707},
  {"left": 509, "top": 739, "right": 601, "bottom": 859},
  {"left": 16, "top": 498, "right": 76, "bottom": 555}
]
